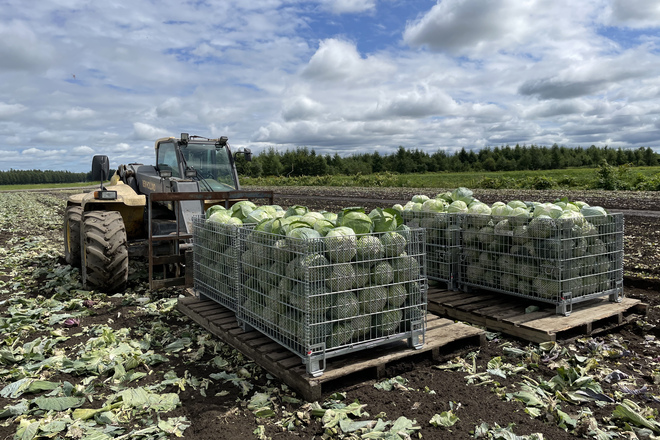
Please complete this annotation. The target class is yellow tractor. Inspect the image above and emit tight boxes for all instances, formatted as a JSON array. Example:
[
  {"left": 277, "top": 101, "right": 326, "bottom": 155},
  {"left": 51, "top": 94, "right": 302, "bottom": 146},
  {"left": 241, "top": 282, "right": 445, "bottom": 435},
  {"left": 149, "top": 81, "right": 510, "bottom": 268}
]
[{"left": 63, "top": 133, "right": 272, "bottom": 292}]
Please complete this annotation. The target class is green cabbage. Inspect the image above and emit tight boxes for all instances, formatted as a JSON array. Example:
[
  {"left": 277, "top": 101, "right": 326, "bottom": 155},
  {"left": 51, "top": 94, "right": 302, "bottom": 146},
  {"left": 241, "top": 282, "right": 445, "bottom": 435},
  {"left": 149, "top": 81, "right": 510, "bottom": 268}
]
[
  {"left": 356, "top": 235, "right": 385, "bottom": 261},
  {"left": 411, "top": 195, "right": 430, "bottom": 204},
  {"left": 369, "top": 208, "right": 399, "bottom": 232},
  {"left": 446, "top": 200, "right": 468, "bottom": 213},
  {"left": 328, "top": 263, "right": 356, "bottom": 292},
  {"left": 208, "top": 211, "right": 232, "bottom": 224},
  {"left": 450, "top": 187, "right": 474, "bottom": 205},
  {"left": 285, "top": 205, "right": 308, "bottom": 218},
  {"left": 533, "top": 203, "right": 563, "bottom": 219},
  {"left": 387, "top": 283, "right": 407, "bottom": 308},
  {"left": 358, "top": 286, "right": 388, "bottom": 313},
  {"left": 325, "top": 226, "right": 357, "bottom": 263},
  {"left": 507, "top": 200, "right": 527, "bottom": 210},
  {"left": 206, "top": 204, "right": 228, "bottom": 219},
  {"left": 230, "top": 200, "right": 257, "bottom": 220},
  {"left": 380, "top": 231, "right": 407, "bottom": 257},
  {"left": 421, "top": 199, "right": 447, "bottom": 213},
  {"left": 338, "top": 209, "right": 373, "bottom": 234}
]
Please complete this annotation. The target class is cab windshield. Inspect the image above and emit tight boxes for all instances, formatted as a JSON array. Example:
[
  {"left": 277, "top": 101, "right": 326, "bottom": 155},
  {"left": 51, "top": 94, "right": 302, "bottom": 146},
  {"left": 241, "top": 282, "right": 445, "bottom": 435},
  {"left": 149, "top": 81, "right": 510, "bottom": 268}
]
[{"left": 182, "top": 142, "right": 238, "bottom": 191}]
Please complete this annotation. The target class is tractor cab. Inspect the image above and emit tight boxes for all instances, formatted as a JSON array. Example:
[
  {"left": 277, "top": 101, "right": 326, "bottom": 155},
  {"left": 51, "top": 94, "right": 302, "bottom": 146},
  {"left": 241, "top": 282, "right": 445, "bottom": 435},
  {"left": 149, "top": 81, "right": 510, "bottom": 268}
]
[{"left": 155, "top": 134, "right": 251, "bottom": 192}]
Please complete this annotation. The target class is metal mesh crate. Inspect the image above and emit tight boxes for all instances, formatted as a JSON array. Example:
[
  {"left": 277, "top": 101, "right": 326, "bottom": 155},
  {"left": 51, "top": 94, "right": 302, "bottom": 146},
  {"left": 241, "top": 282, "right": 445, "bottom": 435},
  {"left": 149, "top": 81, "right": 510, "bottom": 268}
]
[
  {"left": 192, "top": 216, "right": 240, "bottom": 311},
  {"left": 236, "top": 227, "right": 427, "bottom": 376},
  {"left": 459, "top": 212, "right": 624, "bottom": 315},
  {"left": 402, "top": 211, "right": 460, "bottom": 288}
]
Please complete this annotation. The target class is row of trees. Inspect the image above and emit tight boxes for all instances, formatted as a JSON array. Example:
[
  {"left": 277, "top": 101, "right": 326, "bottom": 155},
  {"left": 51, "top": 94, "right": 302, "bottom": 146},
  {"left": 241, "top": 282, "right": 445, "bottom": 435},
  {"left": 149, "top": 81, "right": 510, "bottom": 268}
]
[
  {"left": 1, "top": 144, "right": 658, "bottom": 185},
  {"left": 0, "top": 169, "right": 91, "bottom": 186},
  {"left": 236, "top": 144, "right": 659, "bottom": 178}
]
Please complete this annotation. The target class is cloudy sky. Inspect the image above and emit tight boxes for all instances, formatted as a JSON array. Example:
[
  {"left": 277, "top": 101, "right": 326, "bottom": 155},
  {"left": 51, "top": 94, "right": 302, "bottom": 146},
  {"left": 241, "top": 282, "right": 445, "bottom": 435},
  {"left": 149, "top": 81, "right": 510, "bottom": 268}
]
[{"left": 1, "top": 0, "right": 660, "bottom": 172}]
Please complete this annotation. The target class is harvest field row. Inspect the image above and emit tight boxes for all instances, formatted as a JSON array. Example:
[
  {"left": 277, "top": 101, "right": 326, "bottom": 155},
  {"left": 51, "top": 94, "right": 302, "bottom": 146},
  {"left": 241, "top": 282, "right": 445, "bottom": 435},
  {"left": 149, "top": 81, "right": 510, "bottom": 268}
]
[{"left": 0, "top": 189, "right": 659, "bottom": 439}]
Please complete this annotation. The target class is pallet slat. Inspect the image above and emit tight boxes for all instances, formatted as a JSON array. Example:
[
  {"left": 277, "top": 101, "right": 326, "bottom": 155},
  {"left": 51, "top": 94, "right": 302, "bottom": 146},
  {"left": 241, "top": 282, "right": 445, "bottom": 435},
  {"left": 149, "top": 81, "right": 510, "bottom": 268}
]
[
  {"left": 427, "top": 287, "right": 646, "bottom": 343},
  {"left": 178, "top": 296, "right": 485, "bottom": 401}
]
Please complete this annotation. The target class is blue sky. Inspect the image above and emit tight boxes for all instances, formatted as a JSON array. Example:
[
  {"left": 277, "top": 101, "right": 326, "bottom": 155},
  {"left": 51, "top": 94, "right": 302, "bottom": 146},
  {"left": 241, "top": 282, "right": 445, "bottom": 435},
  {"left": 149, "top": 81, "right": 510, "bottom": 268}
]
[{"left": 1, "top": 0, "right": 659, "bottom": 172}]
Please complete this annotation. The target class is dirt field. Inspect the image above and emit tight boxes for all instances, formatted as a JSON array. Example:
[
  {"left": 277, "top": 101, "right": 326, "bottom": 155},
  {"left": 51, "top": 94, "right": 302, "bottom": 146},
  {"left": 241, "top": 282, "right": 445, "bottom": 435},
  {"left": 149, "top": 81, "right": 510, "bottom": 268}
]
[{"left": 0, "top": 187, "right": 659, "bottom": 439}]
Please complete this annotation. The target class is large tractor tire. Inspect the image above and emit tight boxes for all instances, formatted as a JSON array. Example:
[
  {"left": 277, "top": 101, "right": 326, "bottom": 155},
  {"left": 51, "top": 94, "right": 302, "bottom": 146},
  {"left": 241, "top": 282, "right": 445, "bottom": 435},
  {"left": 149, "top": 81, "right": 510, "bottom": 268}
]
[
  {"left": 64, "top": 206, "right": 83, "bottom": 267},
  {"left": 82, "top": 210, "right": 129, "bottom": 293}
]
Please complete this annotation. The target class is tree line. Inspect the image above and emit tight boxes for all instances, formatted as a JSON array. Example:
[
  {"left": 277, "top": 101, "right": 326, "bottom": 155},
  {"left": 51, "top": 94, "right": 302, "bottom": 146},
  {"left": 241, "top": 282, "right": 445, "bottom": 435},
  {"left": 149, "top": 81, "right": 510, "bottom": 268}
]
[
  {"left": 235, "top": 144, "right": 659, "bottom": 178},
  {"left": 0, "top": 169, "right": 91, "bottom": 186},
  {"left": 1, "top": 144, "right": 658, "bottom": 185}
]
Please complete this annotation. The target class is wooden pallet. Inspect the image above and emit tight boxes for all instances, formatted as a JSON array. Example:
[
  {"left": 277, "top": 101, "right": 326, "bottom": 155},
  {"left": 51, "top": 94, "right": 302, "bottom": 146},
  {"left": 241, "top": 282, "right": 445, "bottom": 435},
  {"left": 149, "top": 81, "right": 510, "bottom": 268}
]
[
  {"left": 177, "top": 296, "right": 485, "bottom": 401},
  {"left": 427, "top": 287, "right": 647, "bottom": 343}
]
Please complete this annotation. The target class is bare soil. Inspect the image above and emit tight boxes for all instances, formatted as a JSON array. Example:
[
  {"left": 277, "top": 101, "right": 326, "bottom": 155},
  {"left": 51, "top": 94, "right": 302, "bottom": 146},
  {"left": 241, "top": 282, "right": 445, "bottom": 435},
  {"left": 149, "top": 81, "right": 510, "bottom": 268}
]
[{"left": 1, "top": 187, "right": 659, "bottom": 439}]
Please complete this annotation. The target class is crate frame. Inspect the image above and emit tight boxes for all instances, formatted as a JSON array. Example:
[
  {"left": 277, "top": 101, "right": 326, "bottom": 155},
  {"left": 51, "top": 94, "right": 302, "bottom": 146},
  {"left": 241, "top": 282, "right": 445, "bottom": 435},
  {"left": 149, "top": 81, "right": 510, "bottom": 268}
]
[
  {"left": 235, "top": 226, "right": 428, "bottom": 376},
  {"left": 458, "top": 212, "right": 624, "bottom": 315},
  {"left": 401, "top": 211, "right": 461, "bottom": 289},
  {"left": 192, "top": 216, "right": 241, "bottom": 311}
]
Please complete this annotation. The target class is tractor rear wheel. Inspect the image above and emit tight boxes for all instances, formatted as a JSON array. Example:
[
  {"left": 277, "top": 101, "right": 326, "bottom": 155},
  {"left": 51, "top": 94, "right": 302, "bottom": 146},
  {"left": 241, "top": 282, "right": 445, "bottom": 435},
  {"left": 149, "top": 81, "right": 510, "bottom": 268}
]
[
  {"left": 82, "top": 210, "right": 128, "bottom": 292},
  {"left": 64, "top": 206, "right": 83, "bottom": 267}
]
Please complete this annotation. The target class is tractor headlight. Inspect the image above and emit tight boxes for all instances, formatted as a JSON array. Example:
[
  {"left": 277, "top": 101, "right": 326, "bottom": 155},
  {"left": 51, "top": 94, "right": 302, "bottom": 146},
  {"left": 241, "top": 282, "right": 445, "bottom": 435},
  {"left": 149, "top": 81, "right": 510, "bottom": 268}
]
[{"left": 94, "top": 190, "right": 117, "bottom": 200}]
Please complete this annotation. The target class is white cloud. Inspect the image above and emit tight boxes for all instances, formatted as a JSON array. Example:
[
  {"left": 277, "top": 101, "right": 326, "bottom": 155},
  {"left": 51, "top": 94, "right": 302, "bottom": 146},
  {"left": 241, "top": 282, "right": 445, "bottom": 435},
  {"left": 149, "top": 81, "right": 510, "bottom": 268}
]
[
  {"left": 72, "top": 146, "right": 94, "bottom": 155},
  {"left": 1, "top": 0, "right": 660, "bottom": 172},
  {"left": 606, "top": 0, "right": 660, "bottom": 28},
  {"left": 133, "top": 122, "right": 168, "bottom": 140},
  {"left": 0, "top": 102, "right": 26, "bottom": 119},
  {"left": 282, "top": 96, "right": 325, "bottom": 121},
  {"left": 403, "top": 0, "right": 535, "bottom": 55},
  {"left": 302, "top": 39, "right": 394, "bottom": 83},
  {"left": 320, "top": 0, "right": 376, "bottom": 14},
  {"left": 0, "top": 20, "right": 54, "bottom": 71}
]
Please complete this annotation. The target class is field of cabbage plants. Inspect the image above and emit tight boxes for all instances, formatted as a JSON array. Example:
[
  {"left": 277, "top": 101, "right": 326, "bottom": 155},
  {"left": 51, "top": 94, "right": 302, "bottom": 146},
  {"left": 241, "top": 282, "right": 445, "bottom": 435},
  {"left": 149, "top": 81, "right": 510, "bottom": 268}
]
[{"left": 1, "top": 188, "right": 660, "bottom": 439}]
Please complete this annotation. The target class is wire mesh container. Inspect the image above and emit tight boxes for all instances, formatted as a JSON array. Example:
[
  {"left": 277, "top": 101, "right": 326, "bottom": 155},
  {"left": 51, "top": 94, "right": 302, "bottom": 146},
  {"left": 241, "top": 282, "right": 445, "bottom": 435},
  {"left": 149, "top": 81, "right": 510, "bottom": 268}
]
[
  {"left": 236, "top": 226, "right": 428, "bottom": 376},
  {"left": 401, "top": 211, "right": 461, "bottom": 288},
  {"left": 459, "top": 212, "right": 624, "bottom": 315},
  {"left": 192, "top": 216, "right": 241, "bottom": 311}
]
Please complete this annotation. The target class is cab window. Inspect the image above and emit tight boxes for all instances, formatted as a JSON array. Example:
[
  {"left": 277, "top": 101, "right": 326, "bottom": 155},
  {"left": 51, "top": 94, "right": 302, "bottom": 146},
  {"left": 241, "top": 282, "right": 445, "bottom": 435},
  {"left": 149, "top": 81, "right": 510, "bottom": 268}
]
[{"left": 157, "top": 142, "right": 180, "bottom": 177}]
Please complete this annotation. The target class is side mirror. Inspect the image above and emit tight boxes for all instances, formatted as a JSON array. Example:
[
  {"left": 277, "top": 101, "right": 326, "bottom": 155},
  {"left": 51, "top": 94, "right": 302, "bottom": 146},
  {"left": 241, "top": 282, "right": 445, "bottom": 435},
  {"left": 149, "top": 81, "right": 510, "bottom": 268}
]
[
  {"left": 91, "top": 155, "right": 110, "bottom": 181},
  {"left": 244, "top": 148, "right": 253, "bottom": 162}
]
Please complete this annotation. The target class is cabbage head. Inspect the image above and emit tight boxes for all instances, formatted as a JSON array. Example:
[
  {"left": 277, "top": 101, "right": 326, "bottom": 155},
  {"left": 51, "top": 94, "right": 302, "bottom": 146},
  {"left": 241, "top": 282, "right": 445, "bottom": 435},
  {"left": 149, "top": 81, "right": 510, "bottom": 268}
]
[
  {"left": 301, "top": 212, "right": 326, "bottom": 225},
  {"left": 356, "top": 235, "right": 385, "bottom": 261},
  {"left": 508, "top": 207, "right": 530, "bottom": 226},
  {"left": 285, "top": 205, "right": 309, "bottom": 218},
  {"left": 450, "top": 187, "right": 474, "bottom": 205},
  {"left": 558, "top": 210, "right": 585, "bottom": 229},
  {"left": 338, "top": 209, "right": 373, "bottom": 234},
  {"left": 411, "top": 195, "right": 430, "bottom": 204},
  {"left": 325, "top": 226, "right": 357, "bottom": 263},
  {"left": 208, "top": 210, "right": 232, "bottom": 224},
  {"left": 491, "top": 204, "right": 513, "bottom": 218},
  {"left": 206, "top": 204, "right": 228, "bottom": 219},
  {"left": 436, "top": 191, "right": 453, "bottom": 203},
  {"left": 507, "top": 200, "right": 527, "bottom": 210},
  {"left": 380, "top": 231, "right": 407, "bottom": 257},
  {"left": 369, "top": 208, "right": 399, "bottom": 232},
  {"left": 421, "top": 199, "right": 447, "bottom": 213},
  {"left": 230, "top": 200, "right": 257, "bottom": 220},
  {"left": 533, "top": 203, "right": 563, "bottom": 219},
  {"left": 392, "top": 204, "right": 404, "bottom": 213},
  {"left": 286, "top": 227, "right": 322, "bottom": 253},
  {"left": 467, "top": 202, "right": 491, "bottom": 216},
  {"left": 580, "top": 206, "right": 608, "bottom": 225},
  {"left": 313, "top": 219, "right": 335, "bottom": 236},
  {"left": 446, "top": 200, "right": 468, "bottom": 213},
  {"left": 322, "top": 211, "right": 338, "bottom": 223},
  {"left": 527, "top": 215, "right": 557, "bottom": 239},
  {"left": 244, "top": 207, "right": 272, "bottom": 224}
]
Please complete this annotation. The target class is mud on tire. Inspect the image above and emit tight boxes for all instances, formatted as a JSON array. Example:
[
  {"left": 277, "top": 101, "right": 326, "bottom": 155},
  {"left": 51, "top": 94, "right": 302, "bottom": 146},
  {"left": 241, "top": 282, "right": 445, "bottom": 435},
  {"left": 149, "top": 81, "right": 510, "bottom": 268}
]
[
  {"left": 64, "top": 206, "right": 83, "bottom": 267},
  {"left": 82, "top": 210, "right": 128, "bottom": 292}
]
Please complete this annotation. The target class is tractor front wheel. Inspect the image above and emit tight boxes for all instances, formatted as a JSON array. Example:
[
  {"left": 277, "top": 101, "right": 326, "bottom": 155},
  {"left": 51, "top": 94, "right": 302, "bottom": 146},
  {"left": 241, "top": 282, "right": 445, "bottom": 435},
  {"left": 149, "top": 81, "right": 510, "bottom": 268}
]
[
  {"left": 64, "top": 206, "right": 83, "bottom": 267},
  {"left": 82, "top": 210, "right": 129, "bottom": 292}
]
